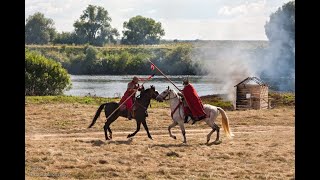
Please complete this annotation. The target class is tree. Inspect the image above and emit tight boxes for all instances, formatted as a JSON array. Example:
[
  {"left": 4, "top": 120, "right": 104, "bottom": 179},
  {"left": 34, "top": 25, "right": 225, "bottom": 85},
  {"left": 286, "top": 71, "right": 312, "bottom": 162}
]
[
  {"left": 25, "top": 50, "right": 72, "bottom": 95},
  {"left": 265, "top": 1, "right": 295, "bottom": 43},
  {"left": 53, "top": 32, "right": 77, "bottom": 45},
  {"left": 263, "top": 1, "right": 295, "bottom": 91},
  {"left": 121, "top": 15, "right": 165, "bottom": 45},
  {"left": 25, "top": 12, "right": 56, "bottom": 44},
  {"left": 73, "top": 5, "right": 119, "bottom": 46}
]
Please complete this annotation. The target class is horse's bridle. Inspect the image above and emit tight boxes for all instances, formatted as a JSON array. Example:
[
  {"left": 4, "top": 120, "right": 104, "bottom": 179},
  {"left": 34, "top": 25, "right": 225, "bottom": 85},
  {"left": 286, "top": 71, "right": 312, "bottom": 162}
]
[
  {"left": 159, "top": 89, "right": 178, "bottom": 101},
  {"left": 137, "top": 89, "right": 158, "bottom": 99},
  {"left": 135, "top": 89, "right": 159, "bottom": 109},
  {"left": 159, "top": 89, "right": 183, "bottom": 120}
]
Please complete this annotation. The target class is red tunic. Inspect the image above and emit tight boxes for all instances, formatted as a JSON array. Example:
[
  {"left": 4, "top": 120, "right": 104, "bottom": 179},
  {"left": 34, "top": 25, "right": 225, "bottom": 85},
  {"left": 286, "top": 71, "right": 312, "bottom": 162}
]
[
  {"left": 119, "top": 81, "right": 139, "bottom": 111},
  {"left": 182, "top": 83, "right": 206, "bottom": 119}
]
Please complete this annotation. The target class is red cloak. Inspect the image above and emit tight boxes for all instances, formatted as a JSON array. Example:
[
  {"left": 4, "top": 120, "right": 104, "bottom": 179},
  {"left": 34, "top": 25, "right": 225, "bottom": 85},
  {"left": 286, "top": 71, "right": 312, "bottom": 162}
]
[
  {"left": 182, "top": 84, "right": 206, "bottom": 118},
  {"left": 119, "top": 81, "right": 137, "bottom": 111},
  {"left": 119, "top": 90, "right": 134, "bottom": 111}
]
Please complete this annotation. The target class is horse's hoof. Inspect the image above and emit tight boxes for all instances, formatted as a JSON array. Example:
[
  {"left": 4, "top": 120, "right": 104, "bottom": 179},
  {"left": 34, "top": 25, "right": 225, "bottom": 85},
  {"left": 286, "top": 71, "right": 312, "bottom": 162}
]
[
  {"left": 127, "top": 134, "right": 132, "bottom": 138},
  {"left": 213, "top": 140, "right": 222, "bottom": 145},
  {"left": 149, "top": 136, "right": 153, "bottom": 140}
]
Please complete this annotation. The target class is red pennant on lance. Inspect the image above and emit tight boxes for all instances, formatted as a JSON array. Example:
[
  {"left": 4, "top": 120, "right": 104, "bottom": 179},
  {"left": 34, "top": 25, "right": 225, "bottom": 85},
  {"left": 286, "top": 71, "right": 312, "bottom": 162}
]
[{"left": 150, "top": 63, "right": 155, "bottom": 70}]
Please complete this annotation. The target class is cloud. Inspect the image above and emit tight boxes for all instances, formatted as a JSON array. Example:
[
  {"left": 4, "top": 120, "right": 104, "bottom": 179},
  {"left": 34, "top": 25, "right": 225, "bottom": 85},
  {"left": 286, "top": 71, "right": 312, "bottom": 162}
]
[
  {"left": 146, "top": 9, "right": 157, "bottom": 14},
  {"left": 162, "top": 18, "right": 267, "bottom": 40},
  {"left": 25, "top": 0, "right": 293, "bottom": 40},
  {"left": 218, "top": 0, "right": 266, "bottom": 17},
  {"left": 119, "top": 8, "right": 134, "bottom": 13}
]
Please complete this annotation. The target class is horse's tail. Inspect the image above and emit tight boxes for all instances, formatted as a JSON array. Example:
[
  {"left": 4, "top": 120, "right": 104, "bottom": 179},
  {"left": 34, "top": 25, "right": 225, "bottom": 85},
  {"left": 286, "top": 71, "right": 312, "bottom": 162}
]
[
  {"left": 217, "top": 107, "right": 234, "bottom": 138},
  {"left": 88, "top": 103, "right": 107, "bottom": 128}
]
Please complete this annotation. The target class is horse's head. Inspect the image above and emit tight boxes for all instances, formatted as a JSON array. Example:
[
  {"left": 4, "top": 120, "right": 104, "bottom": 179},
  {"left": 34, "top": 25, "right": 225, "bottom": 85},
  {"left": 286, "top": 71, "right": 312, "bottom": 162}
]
[
  {"left": 140, "top": 85, "right": 159, "bottom": 100},
  {"left": 156, "top": 86, "right": 177, "bottom": 102}
]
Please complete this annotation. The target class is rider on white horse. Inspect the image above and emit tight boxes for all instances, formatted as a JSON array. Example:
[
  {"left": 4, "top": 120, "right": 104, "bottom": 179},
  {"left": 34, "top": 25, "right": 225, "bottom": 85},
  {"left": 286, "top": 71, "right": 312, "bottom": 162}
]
[
  {"left": 156, "top": 86, "right": 234, "bottom": 144},
  {"left": 178, "top": 78, "right": 207, "bottom": 124}
]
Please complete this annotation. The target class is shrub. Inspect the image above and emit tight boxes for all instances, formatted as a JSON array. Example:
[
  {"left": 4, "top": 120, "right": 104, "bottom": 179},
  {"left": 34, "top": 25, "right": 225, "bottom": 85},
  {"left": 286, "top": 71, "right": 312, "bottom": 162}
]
[{"left": 25, "top": 50, "right": 72, "bottom": 95}]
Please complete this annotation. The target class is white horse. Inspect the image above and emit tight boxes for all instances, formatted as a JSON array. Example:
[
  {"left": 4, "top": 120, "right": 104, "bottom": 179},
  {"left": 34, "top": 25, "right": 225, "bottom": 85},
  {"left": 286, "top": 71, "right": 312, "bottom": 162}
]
[{"left": 156, "top": 87, "right": 234, "bottom": 144}]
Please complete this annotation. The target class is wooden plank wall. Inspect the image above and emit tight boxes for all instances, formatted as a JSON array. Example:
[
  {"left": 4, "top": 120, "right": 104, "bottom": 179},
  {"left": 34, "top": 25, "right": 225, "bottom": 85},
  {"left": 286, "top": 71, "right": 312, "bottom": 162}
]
[
  {"left": 236, "top": 84, "right": 268, "bottom": 110},
  {"left": 259, "top": 86, "right": 269, "bottom": 109}
]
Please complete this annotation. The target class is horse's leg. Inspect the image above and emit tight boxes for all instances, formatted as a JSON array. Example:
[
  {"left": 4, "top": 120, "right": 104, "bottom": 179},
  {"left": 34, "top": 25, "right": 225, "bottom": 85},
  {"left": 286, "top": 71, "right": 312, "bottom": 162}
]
[
  {"left": 206, "top": 122, "right": 220, "bottom": 144},
  {"left": 108, "top": 127, "right": 112, "bottom": 139},
  {"left": 177, "top": 121, "right": 187, "bottom": 144},
  {"left": 103, "top": 114, "right": 118, "bottom": 140},
  {"left": 213, "top": 123, "right": 220, "bottom": 142},
  {"left": 127, "top": 120, "right": 141, "bottom": 138},
  {"left": 103, "top": 121, "right": 111, "bottom": 140},
  {"left": 204, "top": 117, "right": 217, "bottom": 144},
  {"left": 206, "top": 128, "right": 216, "bottom": 144},
  {"left": 141, "top": 119, "right": 153, "bottom": 140},
  {"left": 103, "top": 104, "right": 119, "bottom": 140},
  {"left": 168, "top": 121, "right": 178, "bottom": 140}
]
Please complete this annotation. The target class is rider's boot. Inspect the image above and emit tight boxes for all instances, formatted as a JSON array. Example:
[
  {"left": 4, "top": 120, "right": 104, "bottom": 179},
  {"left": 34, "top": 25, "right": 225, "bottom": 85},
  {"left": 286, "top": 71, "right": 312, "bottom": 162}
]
[
  {"left": 191, "top": 116, "right": 199, "bottom": 125},
  {"left": 191, "top": 115, "right": 206, "bottom": 125},
  {"left": 184, "top": 115, "right": 189, "bottom": 123},
  {"left": 127, "top": 111, "right": 132, "bottom": 120}
]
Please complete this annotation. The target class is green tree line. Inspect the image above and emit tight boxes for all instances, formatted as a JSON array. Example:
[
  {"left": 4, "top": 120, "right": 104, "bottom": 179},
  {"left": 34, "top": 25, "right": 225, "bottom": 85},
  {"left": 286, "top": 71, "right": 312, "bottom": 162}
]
[
  {"left": 26, "top": 43, "right": 205, "bottom": 75},
  {"left": 25, "top": 5, "right": 165, "bottom": 46},
  {"left": 25, "top": 49, "right": 72, "bottom": 95}
]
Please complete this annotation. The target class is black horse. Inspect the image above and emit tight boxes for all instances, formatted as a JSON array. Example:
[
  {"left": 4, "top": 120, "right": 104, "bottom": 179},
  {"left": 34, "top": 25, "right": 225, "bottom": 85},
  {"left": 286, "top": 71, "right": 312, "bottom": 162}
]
[{"left": 88, "top": 85, "right": 159, "bottom": 140}]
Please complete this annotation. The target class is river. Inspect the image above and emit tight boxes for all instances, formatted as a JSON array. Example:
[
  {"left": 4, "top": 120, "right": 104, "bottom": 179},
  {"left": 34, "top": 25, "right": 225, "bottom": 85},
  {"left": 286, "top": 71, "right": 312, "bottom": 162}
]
[{"left": 64, "top": 75, "right": 228, "bottom": 98}]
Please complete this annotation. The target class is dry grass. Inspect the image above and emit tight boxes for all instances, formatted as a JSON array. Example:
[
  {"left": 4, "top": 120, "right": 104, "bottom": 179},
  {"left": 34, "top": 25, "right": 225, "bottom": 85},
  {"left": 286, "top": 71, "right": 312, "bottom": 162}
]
[{"left": 26, "top": 103, "right": 294, "bottom": 179}]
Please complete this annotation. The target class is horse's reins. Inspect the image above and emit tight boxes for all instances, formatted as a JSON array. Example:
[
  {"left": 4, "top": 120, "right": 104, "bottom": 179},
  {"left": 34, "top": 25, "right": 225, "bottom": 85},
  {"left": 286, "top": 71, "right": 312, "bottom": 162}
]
[
  {"left": 160, "top": 90, "right": 183, "bottom": 119},
  {"left": 134, "top": 90, "right": 158, "bottom": 111},
  {"left": 159, "top": 90, "right": 178, "bottom": 101}
]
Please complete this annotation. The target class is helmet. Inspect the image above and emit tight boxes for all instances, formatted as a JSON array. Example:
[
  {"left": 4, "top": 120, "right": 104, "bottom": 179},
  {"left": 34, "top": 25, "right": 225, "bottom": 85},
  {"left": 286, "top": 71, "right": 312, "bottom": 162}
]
[
  {"left": 133, "top": 76, "right": 139, "bottom": 82},
  {"left": 182, "top": 78, "right": 189, "bottom": 85}
]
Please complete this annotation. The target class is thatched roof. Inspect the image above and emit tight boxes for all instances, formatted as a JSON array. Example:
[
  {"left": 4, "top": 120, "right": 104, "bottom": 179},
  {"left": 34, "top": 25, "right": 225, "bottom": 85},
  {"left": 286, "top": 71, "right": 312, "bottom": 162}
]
[{"left": 234, "top": 77, "right": 268, "bottom": 87}]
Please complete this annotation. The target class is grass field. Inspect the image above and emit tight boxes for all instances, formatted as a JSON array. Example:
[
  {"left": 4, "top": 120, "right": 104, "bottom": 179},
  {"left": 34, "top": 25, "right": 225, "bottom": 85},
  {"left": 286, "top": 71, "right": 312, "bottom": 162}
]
[{"left": 25, "top": 99, "right": 294, "bottom": 179}]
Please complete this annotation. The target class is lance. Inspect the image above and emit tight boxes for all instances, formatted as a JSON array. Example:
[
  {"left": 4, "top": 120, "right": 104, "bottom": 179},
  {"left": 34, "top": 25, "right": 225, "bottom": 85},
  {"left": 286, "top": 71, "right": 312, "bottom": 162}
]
[
  {"left": 147, "top": 59, "right": 182, "bottom": 92},
  {"left": 147, "top": 60, "right": 195, "bottom": 120},
  {"left": 104, "top": 74, "right": 155, "bottom": 121},
  {"left": 149, "top": 60, "right": 205, "bottom": 123}
]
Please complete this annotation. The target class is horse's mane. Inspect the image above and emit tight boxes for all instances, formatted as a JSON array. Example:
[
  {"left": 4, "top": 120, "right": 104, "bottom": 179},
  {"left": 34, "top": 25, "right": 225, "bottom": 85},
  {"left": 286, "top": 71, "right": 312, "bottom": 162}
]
[
  {"left": 170, "top": 87, "right": 180, "bottom": 95},
  {"left": 137, "top": 87, "right": 154, "bottom": 100},
  {"left": 170, "top": 88, "right": 177, "bottom": 93}
]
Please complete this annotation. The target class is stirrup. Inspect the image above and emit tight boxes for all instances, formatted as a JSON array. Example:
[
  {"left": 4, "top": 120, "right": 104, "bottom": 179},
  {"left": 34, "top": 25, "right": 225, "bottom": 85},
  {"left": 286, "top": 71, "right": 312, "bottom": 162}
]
[
  {"left": 127, "top": 111, "right": 132, "bottom": 120},
  {"left": 191, "top": 117, "right": 200, "bottom": 125},
  {"left": 184, "top": 116, "right": 189, "bottom": 123}
]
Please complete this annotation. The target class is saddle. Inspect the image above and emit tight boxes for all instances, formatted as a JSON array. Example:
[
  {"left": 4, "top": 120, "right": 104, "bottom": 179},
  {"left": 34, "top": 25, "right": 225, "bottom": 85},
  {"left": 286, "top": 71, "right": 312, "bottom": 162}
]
[
  {"left": 178, "top": 92, "right": 207, "bottom": 124},
  {"left": 121, "top": 103, "right": 149, "bottom": 120}
]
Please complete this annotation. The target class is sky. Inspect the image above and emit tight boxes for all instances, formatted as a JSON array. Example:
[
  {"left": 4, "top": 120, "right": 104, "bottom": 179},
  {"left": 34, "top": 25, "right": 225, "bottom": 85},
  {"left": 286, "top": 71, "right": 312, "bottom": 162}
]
[{"left": 25, "top": 0, "right": 292, "bottom": 40}]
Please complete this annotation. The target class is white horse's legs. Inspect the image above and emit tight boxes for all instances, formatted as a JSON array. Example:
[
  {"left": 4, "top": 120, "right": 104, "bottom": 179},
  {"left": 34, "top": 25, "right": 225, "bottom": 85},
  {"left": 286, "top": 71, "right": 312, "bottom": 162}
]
[
  {"left": 168, "top": 121, "right": 178, "bottom": 140},
  {"left": 178, "top": 121, "right": 187, "bottom": 144},
  {"left": 207, "top": 129, "right": 216, "bottom": 144},
  {"left": 214, "top": 123, "right": 220, "bottom": 142},
  {"left": 204, "top": 115, "right": 220, "bottom": 144}
]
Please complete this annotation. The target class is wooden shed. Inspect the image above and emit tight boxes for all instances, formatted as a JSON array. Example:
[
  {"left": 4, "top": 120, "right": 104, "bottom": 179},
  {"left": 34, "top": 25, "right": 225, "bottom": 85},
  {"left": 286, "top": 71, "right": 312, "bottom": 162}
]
[{"left": 234, "top": 77, "right": 269, "bottom": 110}]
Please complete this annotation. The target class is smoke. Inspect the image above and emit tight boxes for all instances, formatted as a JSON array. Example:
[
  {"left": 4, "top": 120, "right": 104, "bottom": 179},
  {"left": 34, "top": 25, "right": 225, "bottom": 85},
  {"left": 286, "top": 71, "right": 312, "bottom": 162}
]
[
  {"left": 191, "top": 40, "right": 294, "bottom": 101},
  {"left": 262, "top": 1, "right": 295, "bottom": 91},
  {"left": 190, "top": 2, "right": 295, "bottom": 100},
  {"left": 191, "top": 41, "right": 261, "bottom": 101},
  {"left": 261, "top": 39, "right": 295, "bottom": 91}
]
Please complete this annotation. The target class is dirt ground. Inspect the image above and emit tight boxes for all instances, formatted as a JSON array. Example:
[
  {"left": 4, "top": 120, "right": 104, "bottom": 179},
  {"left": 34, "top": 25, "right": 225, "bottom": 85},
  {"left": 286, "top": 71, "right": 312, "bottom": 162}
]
[{"left": 25, "top": 103, "right": 295, "bottom": 180}]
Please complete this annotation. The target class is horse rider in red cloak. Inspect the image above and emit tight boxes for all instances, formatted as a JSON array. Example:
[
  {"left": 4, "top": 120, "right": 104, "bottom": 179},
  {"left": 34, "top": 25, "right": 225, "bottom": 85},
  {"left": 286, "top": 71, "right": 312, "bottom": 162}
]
[
  {"left": 119, "top": 76, "right": 143, "bottom": 120},
  {"left": 178, "top": 78, "right": 207, "bottom": 124}
]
